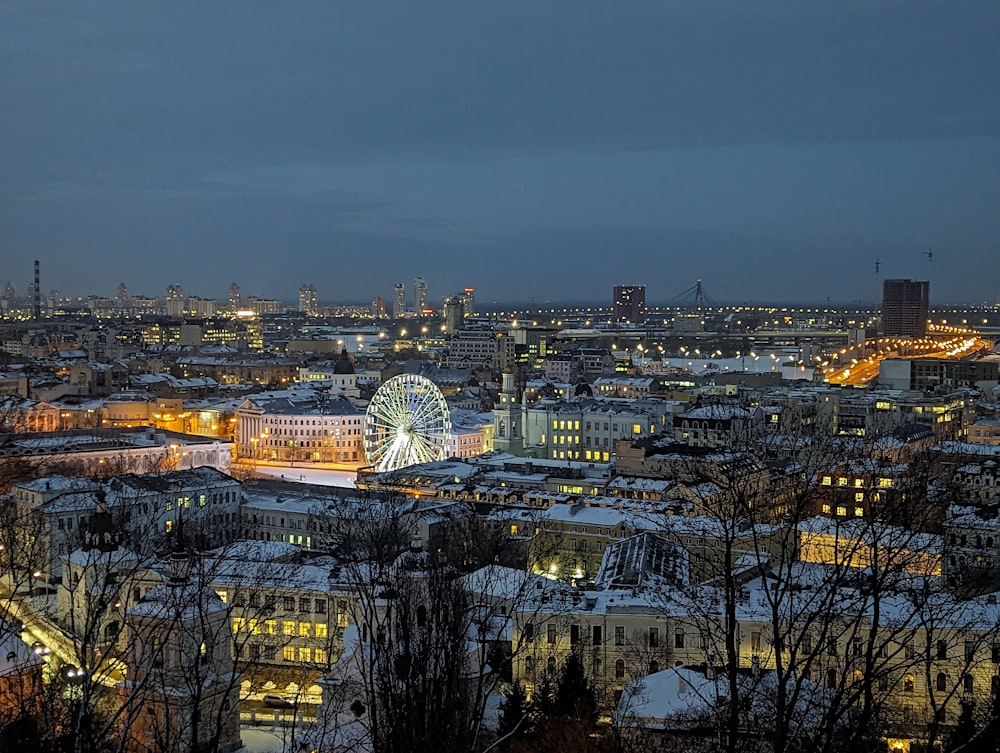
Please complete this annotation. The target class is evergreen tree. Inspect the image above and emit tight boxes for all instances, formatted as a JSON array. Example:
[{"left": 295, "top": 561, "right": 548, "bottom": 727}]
[
  {"left": 499, "top": 681, "right": 530, "bottom": 738},
  {"left": 554, "top": 653, "right": 596, "bottom": 722}
]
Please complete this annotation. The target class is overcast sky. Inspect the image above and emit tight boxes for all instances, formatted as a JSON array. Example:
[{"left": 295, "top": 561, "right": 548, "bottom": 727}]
[{"left": 2, "top": 1, "right": 999, "bottom": 306}]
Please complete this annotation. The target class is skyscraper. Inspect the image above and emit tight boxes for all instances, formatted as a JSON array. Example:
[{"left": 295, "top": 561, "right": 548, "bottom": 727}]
[
  {"left": 228, "top": 282, "right": 241, "bottom": 312},
  {"left": 165, "top": 284, "right": 185, "bottom": 318},
  {"left": 460, "top": 287, "right": 475, "bottom": 316},
  {"left": 413, "top": 277, "right": 428, "bottom": 314},
  {"left": 613, "top": 284, "right": 646, "bottom": 323},
  {"left": 298, "top": 284, "right": 318, "bottom": 316},
  {"left": 393, "top": 283, "right": 406, "bottom": 318},
  {"left": 882, "top": 279, "right": 929, "bottom": 337}
]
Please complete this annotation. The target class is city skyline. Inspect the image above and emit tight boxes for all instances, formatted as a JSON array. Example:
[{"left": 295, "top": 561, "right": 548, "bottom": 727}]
[{"left": 2, "top": 3, "right": 999, "bottom": 303}]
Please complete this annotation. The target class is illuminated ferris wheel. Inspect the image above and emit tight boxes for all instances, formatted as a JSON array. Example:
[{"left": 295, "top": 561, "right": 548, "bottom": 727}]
[{"left": 363, "top": 374, "right": 451, "bottom": 472}]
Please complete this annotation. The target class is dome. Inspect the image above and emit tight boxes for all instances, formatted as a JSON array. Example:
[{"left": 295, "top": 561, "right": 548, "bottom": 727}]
[{"left": 334, "top": 348, "right": 355, "bottom": 374}]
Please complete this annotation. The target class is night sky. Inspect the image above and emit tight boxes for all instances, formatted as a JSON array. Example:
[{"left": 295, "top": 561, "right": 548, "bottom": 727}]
[{"left": 2, "top": 2, "right": 999, "bottom": 305}]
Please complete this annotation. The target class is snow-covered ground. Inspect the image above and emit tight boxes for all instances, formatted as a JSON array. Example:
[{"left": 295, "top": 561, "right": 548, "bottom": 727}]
[{"left": 254, "top": 466, "right": 358, "bottom": 489}]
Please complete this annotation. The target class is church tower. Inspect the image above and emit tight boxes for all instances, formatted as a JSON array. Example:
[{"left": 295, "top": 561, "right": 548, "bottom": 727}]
[{"left": 493, "top": 372, "right": 523, "bottom": 455}]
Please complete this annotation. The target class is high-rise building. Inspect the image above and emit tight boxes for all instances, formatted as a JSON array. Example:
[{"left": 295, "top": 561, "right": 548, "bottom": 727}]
[
  {"left": 298, "top": 284, "right": 318, "bottom": 316},
  {"left": 371, "top": 296, "right": 387, "bottom": 318},
  {"left": 116, "top": 282, "right": 128, "bottom": 306},
  {"left": 227, "top": 282, "right": 241, "bottom": 313},
  {"left": 165, "top": 284, "right": 185, "bottom": 318},
  {"left": 460, "top": 287, "right": 475, "bottom": 316},
  {"left": 393, "top": 283, "right": 406, "bottom": 318},
  {"left": 613, "top": 284, "right": 646, "bottom": 323},
  {"left": 443, "top": 296, "right": 464, "bottom": 334},
  {"left": 413, "top": 277, "right": 428, "bottom": 315},
  {"left": 882, "top": 279, "right": 929, "bottom": 338}
]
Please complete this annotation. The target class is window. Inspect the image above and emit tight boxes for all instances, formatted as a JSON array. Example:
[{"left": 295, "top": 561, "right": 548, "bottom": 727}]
[
  {"left": 821, "top": 476, "right": 832, "bottom": 486},
  {"left": 854, "top": 507, "right": 864, "bottom": 517},
  {"left": 826, "top": 669, "right": 837, "bottom": 689},
  {"left": 298, "top": 647, "right": 312, "bottom": 662},
  {"left": 547, "top": 624, "right": 556, "bottom": 644},
  {"left": 592, "top": 625, "right": 602, "bottom": 645},
  {"left": 649, "top": 660, "right": 659, "bottom": 674},
  {"left": 615, "top": 626, "right": 625, "bottom": 646},
  {"left": 827, "top": 637, "right": 837, "bottom": 656},
  {"left": 314, "top": 649, "right": 328, "bottom": 664},
  {"left": 966, "top": 641, "right": 976, "bottom": 661},
  {"left": 264, "top": 620, "right": 276, "bottom": 635},
  {"left": 524, "top": 623, "right": 534, "bottom": 640},
  {"left": 282, "top": 621, "right": 296, "bottom": 636},
  {"left": 299, "top": 597, "right": 311, "bottom": 613},
  {"left": 751, "top": 632, "right": 761, "bottom": 652},
  {"left": 283, "top": 646, "right": 296, "bottom": 661},
  {"left": 855, "top": 492, "right": 865, "bottom": 503},
  {"left": 903, "top": 674, "right": 915, "bottom": 694},
  {"left": 937, "top": 672, "right": 947, "bottom": 692},
  {"left": 615, "top": 659, "right": 625, "bottom": 679},
  {"left": 283, "top": 596, "right": 295, "bottom": 611},
  {"left": 674, "top": 628, "right": 684, "bottom": 649},
  {"left": 547, "top": 657, "right": 556, "bottom": 676},
  {"left": 836, "top": 506, "right": 847, "bottom": 517},
  {"left": 965, "top": 675, "right": 975, "bottom": 694},
  {"left": 937, "top": 640, "right": 948, "bottom": 660},
  {"left": 570, "top": 625, "right": 580, "bottom": 645},
  {"left": 649, "top": 627, "right": 659, "bottom": 648},
  {"left": 524, "top": 656, "right": 534, "bottom": 678},
  {"left": 315, "top": 599, "right": 327, "bottom": 614}
]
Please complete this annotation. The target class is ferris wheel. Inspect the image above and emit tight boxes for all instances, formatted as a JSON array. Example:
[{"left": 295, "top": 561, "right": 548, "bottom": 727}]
[{"left": 363, "top": 374, "right": 452, "bottom": 472}]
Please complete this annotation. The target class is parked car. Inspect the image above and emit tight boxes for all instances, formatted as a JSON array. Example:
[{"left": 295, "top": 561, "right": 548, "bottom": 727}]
[{"left": 263, "top": 694, "right": 294, "bottom": 709}]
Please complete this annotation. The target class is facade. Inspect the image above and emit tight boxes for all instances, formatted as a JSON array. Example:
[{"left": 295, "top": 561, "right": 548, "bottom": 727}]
[
  {"left": 412, "top": 277, "right": 428, "bottom": 314},
  {"left": 613, "top": 284, "right": 646, "bottom": 324},
  {"left": 298, "top": 284, "right": 318, "bottom": 316},
  {"left": 121, "top": 562, "right": 241, "bottom": 753},
  {"left": 236, "top": 389, "right": 365, "bottom": 464},
  {"left": 392, "top": 283, "right": 405, "bottom": 318},
  {"left": 447, "top": 330, "right": 499, "bottom": 369},
  {"left": 882, "top": 279, "right": 929, "bottom": 338},
  {"left": 518, "top": 397, "right": 671, "bottom": 462}
]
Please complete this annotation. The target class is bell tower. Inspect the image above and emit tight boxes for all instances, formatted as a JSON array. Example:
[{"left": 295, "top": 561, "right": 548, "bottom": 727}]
[{"left": 493, "top": 371, "right": 523, "bottom": 455}]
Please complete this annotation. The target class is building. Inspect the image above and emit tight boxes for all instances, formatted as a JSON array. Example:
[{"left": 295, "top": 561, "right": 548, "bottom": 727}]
[
  {"left": 299, "top": 284, "right": 318, "bottom": 316},
  {"left": 236, "top": 389, "right": 365, "bottom": 465},
  {"left": 412, "top": 277, "right": 428, "bottom": 314},
  {"left": 613, "top": 284, "right": 646, "bottom": 324},
  {"left": 447, "top": 330, "right": 500, "bottom": 369},
  {"left": 371, "top": 296, "right": 387, "bottom": 318},
  {"left": 443, "top": 296, "right": 464, "bottom": 334},
  {"left": 227, "top": 282, "right": 241, "bottom": 312},
  {"left": 882, "top": 279, "right": 929, "bottom": 338},
  {"left": 165, "top": 284, "right": 184, "bottom": 318},
  {"left": 392, "top": 283, "right": 406, "bottom": 319},
  {"left": 121, "top": 556, "right": 241, "bottom": 753}
]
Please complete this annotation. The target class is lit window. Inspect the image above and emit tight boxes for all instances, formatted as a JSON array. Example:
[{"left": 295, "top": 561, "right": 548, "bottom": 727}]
[
  {"left": 855, "top": 492, "right": 865, "bottom": 503},
  {"left": 822, "top": 504, "right": 832, "bottom": 514},
  {"left": 821, "top": 476, "right": 832, "bottom": 486},
  {"left": 265, "top": 620, "right": 276, "bottom": 635},
  {"left": 283, "top": 646, "right": 296, "bottom": 661},
  {"left": 854, "top": 507, "right": 864, "bottom": 517},
  {"left": 838, "top": 478, "right": 848, "bottom": 486},
  {"left": 836, "top": 506, "right": 847, "bottom": 517},
  {"left": 315, "top": 623, "right": 328, "bottom": 638},
  {"left": 298, "top": 647, "right": 312, "bottom": 662},
  {"left": 282, "top": 621, "right": 296, "bottom": 636},
  {"left": 299, "top": 622, "right": 311, "bottom": 637}
]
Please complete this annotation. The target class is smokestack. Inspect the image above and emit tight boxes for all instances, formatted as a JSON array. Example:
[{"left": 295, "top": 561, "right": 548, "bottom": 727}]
[{"left": 33, "top": 260, "right": 41, "bottom": 320}]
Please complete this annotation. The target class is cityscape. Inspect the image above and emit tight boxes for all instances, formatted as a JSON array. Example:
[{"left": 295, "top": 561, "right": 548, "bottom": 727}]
[{"left": 4, "top": 3, "right": 1000, "bottom": 753}]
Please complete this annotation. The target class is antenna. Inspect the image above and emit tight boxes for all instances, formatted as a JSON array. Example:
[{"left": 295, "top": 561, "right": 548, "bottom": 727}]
[{"left": 924, "top": 248, "right": 933, "bottom": 280}]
